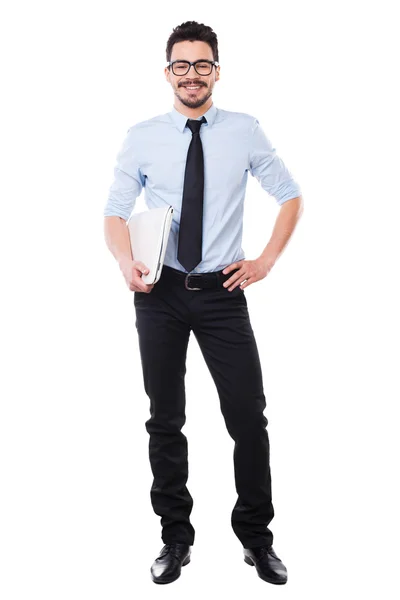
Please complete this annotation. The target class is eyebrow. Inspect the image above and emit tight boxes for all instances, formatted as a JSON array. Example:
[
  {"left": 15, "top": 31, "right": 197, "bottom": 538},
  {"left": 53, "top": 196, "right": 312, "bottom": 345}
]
[{"left": 171, "top": 58, "right": 213, "bottom": 61}]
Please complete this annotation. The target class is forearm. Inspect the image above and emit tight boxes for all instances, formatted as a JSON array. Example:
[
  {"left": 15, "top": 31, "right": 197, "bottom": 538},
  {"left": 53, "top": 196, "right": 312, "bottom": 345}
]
[
  {"left": 104, "top": 216, "right": 133, "bottom": 268},
  {"left": 259, "top": 196, "right": 304, "bottom": 268}
]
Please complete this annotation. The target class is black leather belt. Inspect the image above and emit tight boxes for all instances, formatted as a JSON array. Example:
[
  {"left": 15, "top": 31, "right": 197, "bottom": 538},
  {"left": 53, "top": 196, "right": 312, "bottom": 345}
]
[{"left": 162, "top": 265, "right": 240, "bottom": 291}]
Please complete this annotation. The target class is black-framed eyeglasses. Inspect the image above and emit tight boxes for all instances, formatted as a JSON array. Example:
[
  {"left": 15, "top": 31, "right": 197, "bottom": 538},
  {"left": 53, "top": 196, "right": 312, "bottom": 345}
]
[{"left": 167, "top": 59, "right": 219, "bottom": 76}]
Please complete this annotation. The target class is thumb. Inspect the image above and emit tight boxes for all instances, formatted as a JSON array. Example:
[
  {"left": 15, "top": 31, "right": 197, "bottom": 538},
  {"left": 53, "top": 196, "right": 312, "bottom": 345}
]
[{"left": 139, "top": 263, "right": 149, "bottom": 274}]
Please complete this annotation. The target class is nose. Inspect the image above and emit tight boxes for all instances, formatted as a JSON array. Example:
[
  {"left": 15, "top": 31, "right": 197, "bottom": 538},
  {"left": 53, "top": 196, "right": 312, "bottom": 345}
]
[{"left": 187, "top": 63, "right": 198, "bottom": 76}]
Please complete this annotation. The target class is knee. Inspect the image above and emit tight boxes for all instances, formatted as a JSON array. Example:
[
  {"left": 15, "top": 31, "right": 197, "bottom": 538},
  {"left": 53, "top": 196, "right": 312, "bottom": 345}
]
[
  {"left": 145, "top": 411, "right": 187, "bottom": 435},
  {"left": 224, "top": 410, "right": 269, "bottom": 440}
]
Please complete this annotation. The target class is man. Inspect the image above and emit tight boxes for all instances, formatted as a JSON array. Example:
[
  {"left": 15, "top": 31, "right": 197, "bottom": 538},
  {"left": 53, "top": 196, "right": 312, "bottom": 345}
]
[{"left": 104, "top": 20, "right": 303, "bottom": 585}]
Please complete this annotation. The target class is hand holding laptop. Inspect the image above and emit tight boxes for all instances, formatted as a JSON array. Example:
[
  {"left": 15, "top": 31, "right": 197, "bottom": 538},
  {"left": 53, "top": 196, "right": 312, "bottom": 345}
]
[{"left": 119, "top": 256, "right": 155, "bottom": 293}]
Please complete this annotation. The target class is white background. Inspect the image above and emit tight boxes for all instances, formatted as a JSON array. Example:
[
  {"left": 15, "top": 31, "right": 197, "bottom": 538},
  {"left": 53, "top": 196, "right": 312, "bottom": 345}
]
[{"left": 1, "top": 0, "right": 399, "bottom": 598}]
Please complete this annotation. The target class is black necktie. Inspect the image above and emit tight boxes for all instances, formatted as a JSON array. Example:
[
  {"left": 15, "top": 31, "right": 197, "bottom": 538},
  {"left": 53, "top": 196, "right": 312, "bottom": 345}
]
[{"left": 177, "top": 116, "right": 207, "bottom": 272}]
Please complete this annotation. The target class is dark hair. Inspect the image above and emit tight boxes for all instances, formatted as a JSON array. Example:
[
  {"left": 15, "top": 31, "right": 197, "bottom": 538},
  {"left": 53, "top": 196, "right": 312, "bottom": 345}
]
[{"left": 166, "top": 21, "right": 219, "bottom": 63}]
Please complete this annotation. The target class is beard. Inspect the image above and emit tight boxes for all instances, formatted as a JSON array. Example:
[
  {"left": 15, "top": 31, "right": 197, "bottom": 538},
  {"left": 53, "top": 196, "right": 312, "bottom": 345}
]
[{"left": 175, "top": 84, "right": 213, "bottom": 109}]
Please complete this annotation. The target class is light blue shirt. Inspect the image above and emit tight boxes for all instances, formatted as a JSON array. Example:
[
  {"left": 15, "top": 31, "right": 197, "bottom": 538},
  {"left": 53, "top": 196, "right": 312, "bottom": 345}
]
[{"left": 104, "top": 103, "right": 301, "bottom": 273}]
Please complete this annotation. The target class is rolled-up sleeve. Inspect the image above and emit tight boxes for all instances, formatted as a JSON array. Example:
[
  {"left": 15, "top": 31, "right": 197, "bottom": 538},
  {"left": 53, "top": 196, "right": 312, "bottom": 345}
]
[
  {"left": 249, "top": 119, "right": 301, "bottom": 205},
  {"left": 103, "top": 127, "right": 145, "bottom": 221}
]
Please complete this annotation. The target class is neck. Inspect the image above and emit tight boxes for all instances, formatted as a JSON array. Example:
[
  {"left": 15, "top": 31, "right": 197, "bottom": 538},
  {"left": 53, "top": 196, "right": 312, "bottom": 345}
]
[{"left": 173, "top": 98, "right": 213, "bottom": 119}]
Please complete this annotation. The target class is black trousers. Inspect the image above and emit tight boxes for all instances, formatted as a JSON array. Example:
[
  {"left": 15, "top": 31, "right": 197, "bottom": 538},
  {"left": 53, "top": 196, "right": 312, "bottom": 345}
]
[{"left": 133, "top": 265, "right": 274, "bottom": 549}]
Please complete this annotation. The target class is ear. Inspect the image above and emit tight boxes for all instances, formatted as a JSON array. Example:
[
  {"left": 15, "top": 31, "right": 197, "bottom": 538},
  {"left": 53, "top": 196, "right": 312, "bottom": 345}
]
[{"left": 164, "top": 66, "right": 170, "bottom": 82}]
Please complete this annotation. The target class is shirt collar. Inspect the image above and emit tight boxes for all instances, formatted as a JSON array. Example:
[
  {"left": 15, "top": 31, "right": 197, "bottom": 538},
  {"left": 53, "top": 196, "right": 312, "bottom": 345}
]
[{"left": 169, "top": 103, "right": 217, "bottom": 133}]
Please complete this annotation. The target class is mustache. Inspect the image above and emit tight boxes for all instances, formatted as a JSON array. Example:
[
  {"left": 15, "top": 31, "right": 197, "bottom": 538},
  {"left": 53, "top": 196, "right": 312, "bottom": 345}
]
[{"left": 179, "top": 82, "right": 206, "bottom": 87}]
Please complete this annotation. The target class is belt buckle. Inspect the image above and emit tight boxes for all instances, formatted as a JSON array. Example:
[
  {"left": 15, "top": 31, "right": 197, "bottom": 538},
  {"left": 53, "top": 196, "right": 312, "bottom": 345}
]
[{"left": 185, "top": 273, "right": 202, "bottom": 291}]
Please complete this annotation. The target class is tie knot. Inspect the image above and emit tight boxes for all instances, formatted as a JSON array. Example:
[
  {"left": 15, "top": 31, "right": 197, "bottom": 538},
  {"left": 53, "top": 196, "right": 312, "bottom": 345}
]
[{"left": 186, "top": 116, "right": 207, "bottom": 135}]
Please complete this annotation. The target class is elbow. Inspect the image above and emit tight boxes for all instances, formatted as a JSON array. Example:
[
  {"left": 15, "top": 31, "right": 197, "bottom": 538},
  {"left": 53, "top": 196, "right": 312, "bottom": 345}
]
[
  {"left": 297, "top": 195, "right": 304, "bottom": 217},
  {"left": 293, "top": 195, "right": 304, "bottom": 218},
  {"left": 282, "top": 195, "right": 304, "bottom": 217}
]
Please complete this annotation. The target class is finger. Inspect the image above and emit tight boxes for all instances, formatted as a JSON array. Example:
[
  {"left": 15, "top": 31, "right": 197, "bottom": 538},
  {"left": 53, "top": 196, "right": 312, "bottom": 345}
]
[
  {"left": 229, "top": 275, "right": 250, "bottom": 291},
  {"left": 133, "top": 278, "right": 151, "bottom": 292},
  {"left": 223, "top": 271, "right": 243, "bottom": 288},
  {"left": 223, "top": 277, "right": 234, "bottom": 288},
  {"left": 224, "top": 276, "right": 240, "bottom": 290},
  {"left": 137, "top": 262, "right": 150, "bottom": 275},
  {"left": 239, "top": 277, "right": 252, "bottom": 290},
  {"left": 222, "top": 264, "right": 235, "bottom": 275}
]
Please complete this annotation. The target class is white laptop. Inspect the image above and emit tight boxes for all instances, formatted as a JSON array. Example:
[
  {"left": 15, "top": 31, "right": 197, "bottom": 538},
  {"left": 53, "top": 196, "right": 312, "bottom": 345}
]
[{"left": 126, "top": 206, "right": 174, "bottom": 285}]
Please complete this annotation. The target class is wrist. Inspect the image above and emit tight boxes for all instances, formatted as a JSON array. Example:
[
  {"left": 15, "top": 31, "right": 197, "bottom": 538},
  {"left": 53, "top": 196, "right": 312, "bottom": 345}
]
[
  {"left": 118, "top": 255, "right": 133, "bottom": 270},
  {"left": 259, "top": 249, "right": 277, "bottom": 271}
]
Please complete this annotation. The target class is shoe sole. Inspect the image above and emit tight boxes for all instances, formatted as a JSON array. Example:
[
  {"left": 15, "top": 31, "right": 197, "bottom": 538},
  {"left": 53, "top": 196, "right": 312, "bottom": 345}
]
[
  {"left": 151, "top": 555, "right": 191, "bottom": 584},
  {"left": 244, "top": 555, "right": 287, "bottom": 585}
]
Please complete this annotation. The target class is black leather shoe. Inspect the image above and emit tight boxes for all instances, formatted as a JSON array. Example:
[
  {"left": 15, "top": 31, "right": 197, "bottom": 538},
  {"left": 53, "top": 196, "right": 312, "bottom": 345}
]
[
  {"left": 243, "top": 545, "right": 288, "bottom": 584},
  {"left": 150, "top": 543, "right": 191, "bottom": 584}
]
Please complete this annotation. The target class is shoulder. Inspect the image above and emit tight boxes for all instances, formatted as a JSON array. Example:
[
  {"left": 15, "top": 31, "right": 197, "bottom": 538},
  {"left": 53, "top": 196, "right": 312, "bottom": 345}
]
[
  {"left": 216, "top": 108, "right": 259, "bottom": 132},
  {"left": 126, "top": 112, "right": 171, "bottom": 136},
  {"left": 117, "top": 113, "right": 170, "bottom": 154}
]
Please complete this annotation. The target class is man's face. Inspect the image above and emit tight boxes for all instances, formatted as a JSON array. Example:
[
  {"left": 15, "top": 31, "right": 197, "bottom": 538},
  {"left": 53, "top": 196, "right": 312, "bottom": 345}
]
[{"left": 165, "top": 40, "right": 220, "bottom": 110}]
